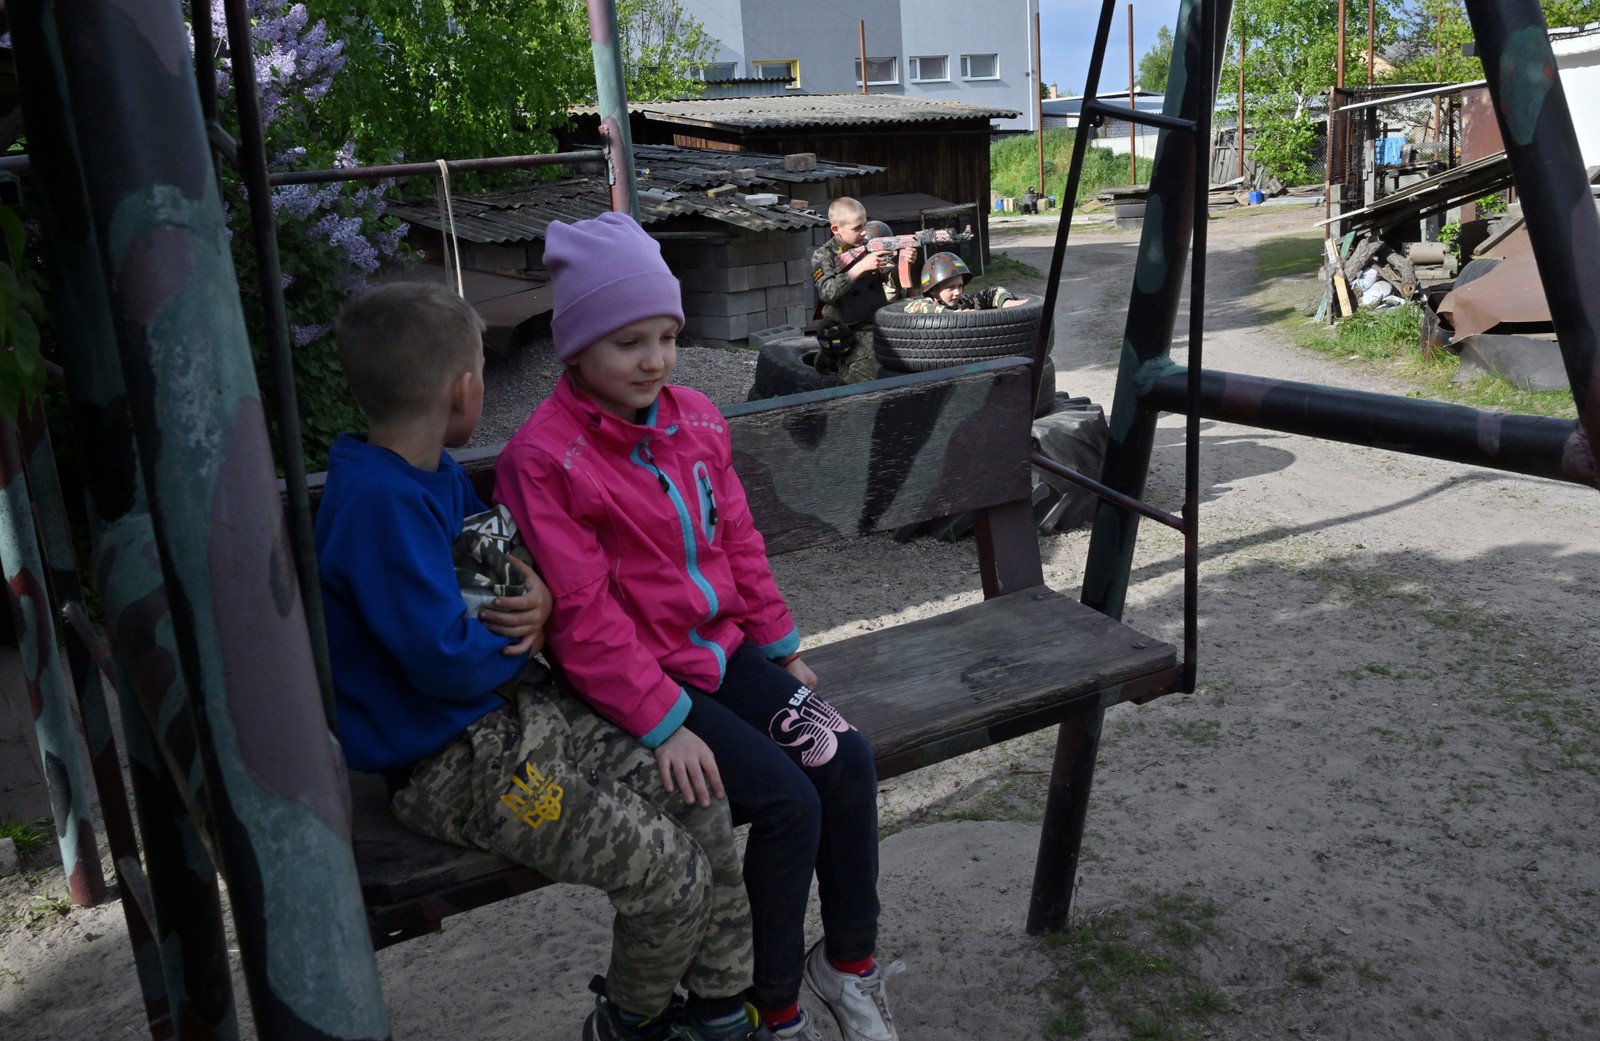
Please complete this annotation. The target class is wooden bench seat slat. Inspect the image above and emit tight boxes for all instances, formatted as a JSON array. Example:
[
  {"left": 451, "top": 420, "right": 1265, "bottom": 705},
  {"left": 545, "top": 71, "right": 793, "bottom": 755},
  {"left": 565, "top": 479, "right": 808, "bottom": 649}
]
[{"left": 807, "top": 586, "right": 1176, "bottom": 781}]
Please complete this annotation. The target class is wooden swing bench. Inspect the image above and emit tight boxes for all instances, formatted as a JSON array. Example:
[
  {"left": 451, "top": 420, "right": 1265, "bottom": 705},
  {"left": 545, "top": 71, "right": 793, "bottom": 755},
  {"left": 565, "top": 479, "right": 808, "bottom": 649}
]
[{"left": 323, "top": 356, "right": 1179, "bottom": 948}]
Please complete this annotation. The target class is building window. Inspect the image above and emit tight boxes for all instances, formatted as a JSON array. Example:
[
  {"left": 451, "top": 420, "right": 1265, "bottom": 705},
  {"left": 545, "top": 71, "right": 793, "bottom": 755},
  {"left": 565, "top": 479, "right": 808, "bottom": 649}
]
[
  {"left": 753, "top": 60, "right": 799, "bottom": 87},
  {"left": 961, "top": 53, "right": 998, "bottom": 80},
  {"left": 909, "top": 55, "right": 949, "bottom": 82},
  {"left": 692, "top": 62, "right": 737, "bottom": 81},
  {"left": 855, "top": 56, "right": 899, "bottom": 86}
]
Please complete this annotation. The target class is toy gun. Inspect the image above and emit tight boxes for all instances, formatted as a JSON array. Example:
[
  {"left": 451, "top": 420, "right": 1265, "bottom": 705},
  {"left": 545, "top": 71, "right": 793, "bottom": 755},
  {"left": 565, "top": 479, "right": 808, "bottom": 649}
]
[{"left": 838, "top": 226, "right": 974, "bottom": 289}]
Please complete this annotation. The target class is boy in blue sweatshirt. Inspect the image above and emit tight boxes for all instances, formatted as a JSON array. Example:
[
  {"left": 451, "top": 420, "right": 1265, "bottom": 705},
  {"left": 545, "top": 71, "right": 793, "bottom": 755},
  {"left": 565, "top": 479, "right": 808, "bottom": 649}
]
[{"left": 316, "top": 282, "right": 758, "bottom": 1041}]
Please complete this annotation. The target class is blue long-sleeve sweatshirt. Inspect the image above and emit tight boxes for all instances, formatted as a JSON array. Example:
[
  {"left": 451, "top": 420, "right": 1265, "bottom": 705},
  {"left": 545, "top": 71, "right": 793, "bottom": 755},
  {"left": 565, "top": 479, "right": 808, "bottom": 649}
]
[{"left": 316, "top": 434, "right": 524, "bottom": 774}]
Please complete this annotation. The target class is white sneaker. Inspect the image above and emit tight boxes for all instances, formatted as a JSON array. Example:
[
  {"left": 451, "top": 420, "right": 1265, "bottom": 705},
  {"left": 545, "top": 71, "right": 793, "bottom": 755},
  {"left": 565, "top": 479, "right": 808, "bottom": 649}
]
[
  {"left": 768, "top": 1007, "right": 823, "bottom": 1041},
  {"left": 800, "top": 943, "right": 904, "bottom": 1041}
]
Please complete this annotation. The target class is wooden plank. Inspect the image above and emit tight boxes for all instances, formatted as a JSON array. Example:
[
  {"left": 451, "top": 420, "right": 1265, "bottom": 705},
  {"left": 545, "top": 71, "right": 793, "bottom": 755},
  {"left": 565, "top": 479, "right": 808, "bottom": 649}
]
[
  {"left": 1325, "top": 238, "right": 1354, "bottom": 317},
  {"left": 807, "top": 585, "right": 1178, "bottom": 780},
  {"left": 723, "top": 360, "right": 1035, "bottom": 555}
]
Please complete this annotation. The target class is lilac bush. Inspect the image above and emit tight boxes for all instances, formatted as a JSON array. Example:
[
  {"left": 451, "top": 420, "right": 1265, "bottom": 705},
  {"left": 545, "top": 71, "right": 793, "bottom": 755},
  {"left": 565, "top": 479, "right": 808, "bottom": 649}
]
[{"left": 194, "top": 0, "right": 410, "bottom": 464}]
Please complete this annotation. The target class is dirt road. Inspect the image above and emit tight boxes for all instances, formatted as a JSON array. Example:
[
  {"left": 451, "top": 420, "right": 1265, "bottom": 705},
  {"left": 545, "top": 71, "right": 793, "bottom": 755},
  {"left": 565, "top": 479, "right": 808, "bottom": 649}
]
[{"left": 4, "top": 205, "right": 1597, "bottom": 1041}]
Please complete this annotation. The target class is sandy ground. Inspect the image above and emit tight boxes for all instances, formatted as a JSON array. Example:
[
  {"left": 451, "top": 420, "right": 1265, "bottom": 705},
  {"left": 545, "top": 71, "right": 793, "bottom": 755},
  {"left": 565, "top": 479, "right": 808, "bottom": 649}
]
[{"left": 4, "top": 204, "right": 1600, "bottom": 1041}]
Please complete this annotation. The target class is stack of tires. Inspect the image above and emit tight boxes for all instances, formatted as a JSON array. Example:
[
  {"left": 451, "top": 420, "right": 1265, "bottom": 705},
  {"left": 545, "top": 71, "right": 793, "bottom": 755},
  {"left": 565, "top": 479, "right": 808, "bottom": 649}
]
[
  {"left": 871, "top": 296, "right": 1055, "bottom": 419},
  {"left": 745, "top": 296, "right": 1053, "bottom": 412}
]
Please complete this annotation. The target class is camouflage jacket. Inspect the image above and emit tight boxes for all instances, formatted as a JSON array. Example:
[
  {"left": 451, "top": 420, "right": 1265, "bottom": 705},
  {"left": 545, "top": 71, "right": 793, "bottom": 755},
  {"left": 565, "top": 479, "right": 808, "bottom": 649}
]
[
  {"left": 811, "top": 235, "right": 903, "bottom": 326},
  {"left": 903, "top": 286, "right": 1016, "bottom": 314}
]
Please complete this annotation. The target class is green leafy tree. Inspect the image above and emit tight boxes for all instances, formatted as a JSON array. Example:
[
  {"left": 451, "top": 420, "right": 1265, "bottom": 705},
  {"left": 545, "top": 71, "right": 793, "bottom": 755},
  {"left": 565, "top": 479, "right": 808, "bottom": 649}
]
[
  {"left": 1137, "top": 24, "right": 1174, "bottom": 95},
  {"left": 1544, "top": 1, "right": 1600, "bottom": 27},
  {"left": 616, "top": 0, "right": 718, "bottom": 101},
  {"left": 308, "top": 0, "right": 591, "bottom": 165},
  {"left": 1224, "top": 0, "right": 1404, "bottom": 182},
  {"left": 308, "top": 0, "right": 718, "bottom": 166}
]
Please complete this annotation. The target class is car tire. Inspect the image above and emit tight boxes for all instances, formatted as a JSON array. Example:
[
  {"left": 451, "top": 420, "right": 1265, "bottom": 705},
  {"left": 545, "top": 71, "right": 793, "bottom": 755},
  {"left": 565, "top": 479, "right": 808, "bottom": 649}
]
[
  {"left": 746, "top": 337, "right": 845, "bottom": 401},
  {"left": 872, "top": 295, "right": 1047, "bottom": 371}
]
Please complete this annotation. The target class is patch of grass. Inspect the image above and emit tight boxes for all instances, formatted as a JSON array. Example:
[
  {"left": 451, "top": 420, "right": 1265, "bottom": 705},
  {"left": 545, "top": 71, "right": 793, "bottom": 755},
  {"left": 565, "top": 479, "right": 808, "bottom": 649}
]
[
  {"left": 0, "top": 817, "right": 48, "bottom": 853},
  {"left": 1288, "top": 960, "right": 1327, "bottom": 986},
  {"left": 1044, "top": 887, "right": 1232, "bottom": 1040},
  {"left": 1255, "top": 234, "right": 1325, "bottom": 279},
  {"left": 990, "top": 130, "right": 1155, "bottom": 204},
  {"left": 1165, "top": 719, "right": 1222, "bottom": 747},
  {"left": 1292, "top": 303, "right": 1579, "bottom": 418},
  {"left": 971, "top": 252, "right": 1043, "bottom": 293}
]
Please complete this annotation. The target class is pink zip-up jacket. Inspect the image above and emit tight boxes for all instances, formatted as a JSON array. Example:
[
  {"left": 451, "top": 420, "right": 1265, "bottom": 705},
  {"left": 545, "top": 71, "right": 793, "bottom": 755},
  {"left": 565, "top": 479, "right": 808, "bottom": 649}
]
[{"left": 494, "top": 375, "right": 801, "bottom": 747}]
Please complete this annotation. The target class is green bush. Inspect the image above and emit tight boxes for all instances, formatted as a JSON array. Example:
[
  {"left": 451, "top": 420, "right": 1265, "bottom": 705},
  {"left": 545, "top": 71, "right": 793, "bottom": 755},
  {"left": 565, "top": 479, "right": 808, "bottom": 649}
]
[{"left": 992, "top": 130, "right": 1156, "bottom": 206}]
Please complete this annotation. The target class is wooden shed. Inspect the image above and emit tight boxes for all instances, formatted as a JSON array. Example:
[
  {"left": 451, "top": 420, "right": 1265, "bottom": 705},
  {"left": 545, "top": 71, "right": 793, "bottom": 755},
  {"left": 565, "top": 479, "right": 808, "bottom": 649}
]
[{"left": 564, "top": 94, "right": 1019, "bottom": 255}]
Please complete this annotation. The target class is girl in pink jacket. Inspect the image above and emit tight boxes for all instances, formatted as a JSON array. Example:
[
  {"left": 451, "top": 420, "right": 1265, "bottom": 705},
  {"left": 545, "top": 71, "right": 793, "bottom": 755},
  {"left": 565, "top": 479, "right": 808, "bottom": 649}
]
[{"left": 496, "top": 213, "right": 899, "bottom": 1041}]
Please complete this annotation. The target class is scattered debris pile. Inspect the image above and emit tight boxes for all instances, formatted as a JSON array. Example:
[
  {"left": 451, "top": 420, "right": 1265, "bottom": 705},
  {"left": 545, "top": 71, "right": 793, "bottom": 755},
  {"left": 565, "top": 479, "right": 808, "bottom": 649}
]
[{"left": 1315, "top": 153, "right": 1600, "bottom": 394}]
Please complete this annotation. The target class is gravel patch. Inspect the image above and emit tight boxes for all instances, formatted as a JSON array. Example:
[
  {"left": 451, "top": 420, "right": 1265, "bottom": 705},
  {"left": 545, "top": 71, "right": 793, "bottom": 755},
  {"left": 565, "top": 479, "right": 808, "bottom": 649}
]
[{"left": 471, "top": 339, "right": 761, "bottom": 447}]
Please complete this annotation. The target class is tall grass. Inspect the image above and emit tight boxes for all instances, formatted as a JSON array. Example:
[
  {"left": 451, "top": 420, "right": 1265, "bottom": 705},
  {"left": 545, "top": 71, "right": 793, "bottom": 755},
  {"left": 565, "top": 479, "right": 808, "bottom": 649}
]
[{"left": 992, "top": 129, "right": 1156, "bottom": 204}]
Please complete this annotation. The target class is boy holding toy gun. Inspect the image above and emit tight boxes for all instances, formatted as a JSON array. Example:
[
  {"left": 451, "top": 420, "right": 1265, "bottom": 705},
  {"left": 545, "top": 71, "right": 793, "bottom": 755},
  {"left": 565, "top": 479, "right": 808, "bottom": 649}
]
[{"left": 810, "top": 197, "right": 971, "bottom": 383}]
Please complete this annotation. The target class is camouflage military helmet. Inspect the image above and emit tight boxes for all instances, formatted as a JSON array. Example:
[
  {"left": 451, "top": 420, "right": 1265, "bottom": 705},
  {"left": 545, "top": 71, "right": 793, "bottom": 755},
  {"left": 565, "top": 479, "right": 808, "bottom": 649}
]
[
  {"left": 863, "top": 220, "right": 893, "bottom": 241},
  {"left": 920, "top": 252, "right": 971, "bottom": 294}
]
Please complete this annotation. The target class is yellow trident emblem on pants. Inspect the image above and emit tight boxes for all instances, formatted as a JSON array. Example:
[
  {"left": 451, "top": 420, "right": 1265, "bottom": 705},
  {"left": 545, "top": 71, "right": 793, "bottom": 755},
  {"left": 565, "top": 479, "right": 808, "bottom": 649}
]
[{"left": 501, "top": 761, "right": 563, "bottom": 829}]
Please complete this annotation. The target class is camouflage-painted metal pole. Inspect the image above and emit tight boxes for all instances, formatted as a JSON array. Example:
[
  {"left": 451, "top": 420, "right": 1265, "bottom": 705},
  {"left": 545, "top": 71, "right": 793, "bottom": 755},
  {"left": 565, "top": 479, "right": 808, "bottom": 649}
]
[
  {"left": 1143, "top": 364, "right": 1599, "bottom": 486},
  {"left": 1029, "top": 0, "right": 1229, "bottom": 936},
  {"left": 0, "top": 419, "right": 105, "bottom": 907},
  {"left": 1080, "top": 0, "right": 1230, "bottom": 623},
  {"left": 1462, "top": 0, "right": 1600, "bottom": 460},
  {"left": 218, "top": 0, "right": 337, "bottom": 728},
  {"left": 11, "top": 4, "right": 255, "bottom": 1036},
  {"left": 587, "top": 0, "right": 639, "bottom": 217},
  {"left": 14, "top": 1, "right": 389, "bottom": 1037}
]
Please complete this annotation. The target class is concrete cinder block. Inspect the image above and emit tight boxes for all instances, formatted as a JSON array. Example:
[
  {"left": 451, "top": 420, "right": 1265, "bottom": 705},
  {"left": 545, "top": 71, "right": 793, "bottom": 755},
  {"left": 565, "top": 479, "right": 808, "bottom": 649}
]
[
  {"left": 750, "top": 324, "right": 804, "bottom": 348},
  {"left": 661, "top": 242, "right": 730, "bottom": 269},
  {"left": 684, "top": 288, "right": 768, "bottom": 318},
  {"left": 690, "top": 313, "right": 751, "bottom": 341},
  {"left": 676, "top": 265, "right": 751, "bottom": 294},
  {"left": 765, "top": 282, "right": 811, "bottom": 308},
  {"left": 706, "top": 183, "right": 739, "bottom": 199},
  {"left": 787, "top": 258, "right": 812, "bottom": 283},
  {"left": 727, "top": 235, "right": 796, "bottom": 267},
  {"left": 785, "top": 304, "right": 810, "bottom": 328},
  {"left": 783, "top": 152, "right": 818, "bottom": 172},
  {"left": 749, "top": 262, "right": 787, "bottom": 289}
]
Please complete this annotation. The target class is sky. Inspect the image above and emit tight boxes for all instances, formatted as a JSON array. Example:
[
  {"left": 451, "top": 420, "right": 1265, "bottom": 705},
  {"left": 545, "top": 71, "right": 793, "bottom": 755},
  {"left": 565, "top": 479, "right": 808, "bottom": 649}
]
[{"left": 1039, "top": 0, "right": 1174, "bottom": 97}]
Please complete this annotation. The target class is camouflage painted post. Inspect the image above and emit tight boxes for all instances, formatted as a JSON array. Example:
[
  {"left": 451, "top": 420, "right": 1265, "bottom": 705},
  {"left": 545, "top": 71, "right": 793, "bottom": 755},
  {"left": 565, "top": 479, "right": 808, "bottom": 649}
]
[
  {"left": 0, "top": 419, "right": 105, "bottom": 906},
  {"left": 1462, "top": 0, "right": 1600, "bottom": 456},
  {"left": 12, "top": 1, "right": 389, "bottom": 1037},
  {"left": 1029, "top": 0, "right": 1230, "bottom": 936},
  {"left": 1080, "top": 0, "right": 1230, "bottom": 622},
  {"left": 587, "top": 0, "right": 639, "bottom": 217},
  {"left": 10, "top": 4, "right": 247, "bottom": 1034}
]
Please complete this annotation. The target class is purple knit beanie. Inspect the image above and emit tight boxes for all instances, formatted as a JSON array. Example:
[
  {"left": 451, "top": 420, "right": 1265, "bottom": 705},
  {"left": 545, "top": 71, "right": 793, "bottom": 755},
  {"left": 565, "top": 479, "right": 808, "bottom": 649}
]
[{"left": 546, "top": 211, "right": 684, "bottom": 361}]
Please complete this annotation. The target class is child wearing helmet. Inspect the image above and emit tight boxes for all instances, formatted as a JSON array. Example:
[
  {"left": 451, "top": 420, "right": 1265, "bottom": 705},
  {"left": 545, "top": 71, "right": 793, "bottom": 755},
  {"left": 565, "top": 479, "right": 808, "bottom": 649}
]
[{"left": 904, "top": 252, "right": 1029, "bottom": 313}]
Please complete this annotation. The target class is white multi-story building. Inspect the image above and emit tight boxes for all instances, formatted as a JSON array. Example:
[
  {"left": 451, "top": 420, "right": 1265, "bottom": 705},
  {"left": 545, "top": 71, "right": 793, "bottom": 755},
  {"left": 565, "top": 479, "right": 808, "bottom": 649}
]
[{"left": 679, "top": 0, "right": 1041, "bottom": 132}]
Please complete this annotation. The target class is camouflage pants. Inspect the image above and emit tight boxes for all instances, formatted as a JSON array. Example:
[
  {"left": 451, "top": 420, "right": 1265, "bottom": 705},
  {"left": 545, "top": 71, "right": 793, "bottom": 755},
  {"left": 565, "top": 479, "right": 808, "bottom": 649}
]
[
  {"left": 837, "top": 327, "right": 882, "bottom": 384},
  {"left": 391, "top": 675, "right": 753, "bottom": 1017}
]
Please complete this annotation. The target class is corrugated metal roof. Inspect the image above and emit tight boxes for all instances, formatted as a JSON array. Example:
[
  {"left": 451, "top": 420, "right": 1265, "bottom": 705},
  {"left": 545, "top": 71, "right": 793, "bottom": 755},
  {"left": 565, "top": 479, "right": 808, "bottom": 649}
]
[
  {"left": 389, "top": 144, "right": 881, "bottom": 244},
  {"left": 631, "top": 144, "right": 881, "bottom": 188},
  {"left": 577, "top": 93, "right": 1019, "bottom": 130},
  {"left": 390, "top": 170, "right": 836, "bottom": 245}
]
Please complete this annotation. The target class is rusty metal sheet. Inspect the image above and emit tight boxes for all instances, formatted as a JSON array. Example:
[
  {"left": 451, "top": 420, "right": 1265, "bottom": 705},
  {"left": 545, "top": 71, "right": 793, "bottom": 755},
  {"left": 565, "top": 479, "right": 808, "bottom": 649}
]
[{"left": 1437, "top": 223, "right": 1553, "bottom": 338}]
